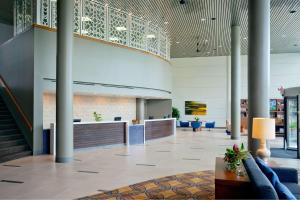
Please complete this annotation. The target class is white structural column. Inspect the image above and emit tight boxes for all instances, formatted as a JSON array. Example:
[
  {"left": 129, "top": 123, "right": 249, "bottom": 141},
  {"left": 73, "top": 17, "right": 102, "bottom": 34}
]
[
  {"left": 231, "top": 25, "right": 241, "bottom": 140},
  {"left": 248, "top": 0, "right": 270, "bottom": 153},
  {"left": 136, "top": 98, "right": 145, "bottom": 122},
  {"left": 56, "top": 0, "right": 74, "bottom": 163}
]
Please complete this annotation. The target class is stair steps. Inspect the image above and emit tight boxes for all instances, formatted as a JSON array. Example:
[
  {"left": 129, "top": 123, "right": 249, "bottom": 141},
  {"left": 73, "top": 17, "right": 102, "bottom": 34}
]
[{"left": 0, "top": 96, "right": 32, "bottom": 163}]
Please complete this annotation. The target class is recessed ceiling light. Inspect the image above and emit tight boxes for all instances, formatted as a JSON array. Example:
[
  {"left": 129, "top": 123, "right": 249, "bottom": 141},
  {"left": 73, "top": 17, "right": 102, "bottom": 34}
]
[
  {"left": 290, "top": 10, "right": 296, "bottom": 14},
  {"left": 176, "top": 41, "right": 180, "bottom": 44},
  {"left": 201, "top": 18, "right": 206, "bottom": 21},
  {"left": 109, "top": 37, "right": 120, "bottom": 42},
  {"left": 146, "top": 34, "right": 156, "bottom": 39},
  {"left": 164, "top": 21, "right": 168, "bottom": 24},
  {"left": 82, "top": 16, "right": 92, "bottom": 22},
  {"left": 115, "top": 26, "right": 127, "bottom": 31},
  {"left": 211, "top": 17, "right": 216, "bottom": 20},
  {"left": 243, "top": 37, "right": 247, "bottom": 40},
  {"left": 205, "top": 39, "right": 208, "bottom": 42},
  {"left": 81, "top": 30, "right": 88, "bottom": 34}
]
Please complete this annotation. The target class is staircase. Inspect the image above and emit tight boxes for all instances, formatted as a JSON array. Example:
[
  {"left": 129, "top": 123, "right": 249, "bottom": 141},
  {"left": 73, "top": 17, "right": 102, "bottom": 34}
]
[{"left": 0, "top": 96, "right": 32, "bottom": 163}]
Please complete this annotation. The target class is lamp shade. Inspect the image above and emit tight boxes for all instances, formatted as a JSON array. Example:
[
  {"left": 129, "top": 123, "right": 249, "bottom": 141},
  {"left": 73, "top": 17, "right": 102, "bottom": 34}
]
[{"left": 252, "top": 118, "right": 276, "bottom": 140}]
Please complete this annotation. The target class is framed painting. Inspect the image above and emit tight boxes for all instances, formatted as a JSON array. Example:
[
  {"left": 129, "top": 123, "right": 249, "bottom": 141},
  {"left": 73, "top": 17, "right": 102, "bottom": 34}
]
[{"left": 185, "top": 101, "right": 207, "bottom": 115}]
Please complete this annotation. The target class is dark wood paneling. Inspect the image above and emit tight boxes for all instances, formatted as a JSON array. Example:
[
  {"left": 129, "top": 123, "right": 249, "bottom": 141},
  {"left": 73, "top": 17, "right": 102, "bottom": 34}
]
[
  {"left": 145, "top": 120, "right": 174, "bottom": 140},
  {"left": 74, "top": 123, "right": 126, "bottom": 149}
]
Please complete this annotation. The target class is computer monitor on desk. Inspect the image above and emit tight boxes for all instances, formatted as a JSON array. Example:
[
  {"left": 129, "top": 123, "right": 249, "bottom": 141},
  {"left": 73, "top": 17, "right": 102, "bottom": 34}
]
[{"left": 114, "top": 117, "right": 122, "bottom": 121}]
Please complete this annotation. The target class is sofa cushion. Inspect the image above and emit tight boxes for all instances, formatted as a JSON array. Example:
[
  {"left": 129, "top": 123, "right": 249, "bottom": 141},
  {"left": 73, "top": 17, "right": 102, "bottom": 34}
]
[
  {"left": 243, "top": 156, "right": 278, "bottom": 199},
  {"left": 283, "top": 183, "right": 300, "bottom": 199},
  {"left": 276, "top": 182, "right": 297, "bottom": 200},
  {"left": 255, "top": 158, "right": 296, "bottom": 200},
  {"left": 255, "top": 158, "right": 280, "bottom": 185}
]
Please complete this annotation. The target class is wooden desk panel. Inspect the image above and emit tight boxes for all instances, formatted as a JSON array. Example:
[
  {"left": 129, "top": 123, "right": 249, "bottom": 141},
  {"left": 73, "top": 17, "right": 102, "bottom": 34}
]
[
  {"left": 74, "top": 122, "right": 126, "bottom": 149},
  {"left": 145, "top": 119, "right": 174, "bottom": 140}
]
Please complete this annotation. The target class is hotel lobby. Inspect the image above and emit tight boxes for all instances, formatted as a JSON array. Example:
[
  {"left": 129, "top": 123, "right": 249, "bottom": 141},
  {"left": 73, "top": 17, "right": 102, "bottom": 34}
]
[{"left": 0, "top": 0, "right": 300, "bottom": 199}]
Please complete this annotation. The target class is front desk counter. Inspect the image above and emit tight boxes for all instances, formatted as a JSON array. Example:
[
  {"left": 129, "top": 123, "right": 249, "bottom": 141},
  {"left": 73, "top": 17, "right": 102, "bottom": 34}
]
[
  {"left": 50, "top": 121, "right": 128, "bottom": 154},
  {"left": 50, "top": 118, "right": 176, "bottom": 154}
]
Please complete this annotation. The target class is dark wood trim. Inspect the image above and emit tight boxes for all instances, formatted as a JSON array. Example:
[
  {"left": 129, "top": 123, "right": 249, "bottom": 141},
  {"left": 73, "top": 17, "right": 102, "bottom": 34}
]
[
  {"left": 145, "top": 120, "right": 174, "bottom": 140},
  {"left": 73, "top": 122, "right": 126, "bottom": 149}
]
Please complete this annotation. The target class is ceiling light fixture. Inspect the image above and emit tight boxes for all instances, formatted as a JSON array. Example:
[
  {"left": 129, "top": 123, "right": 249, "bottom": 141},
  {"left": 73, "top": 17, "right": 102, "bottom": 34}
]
[
  {"left": 115, "top": 26, "right": 127, "bottom": 31},
  {"left": 146, "top": 34, "right": 156, "bottom": 39},
  {"left": 201, "top": 18, "right": 206, "bottom": 21},
  {"left": 82, "top": 16, "right": 92, "bottom": 22},
  {"left": 109, "top": 37, "right": 120, "bottom": 42},
  {"left": 164, "top": 21, "right": 169, "bottom": 24},
  {"left": 180, "top": 0, "right": 186, "bottom": 4},
  {"left": 243, "top": 37, "right": 247, "bottom": 40},
  {"left": 176, "top": 41, "right": 180, "bottom": 44}
]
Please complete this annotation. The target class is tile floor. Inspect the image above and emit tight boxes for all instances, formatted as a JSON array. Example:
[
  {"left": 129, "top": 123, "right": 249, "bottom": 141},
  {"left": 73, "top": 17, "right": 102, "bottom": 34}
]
[{"left": 0, "top": 128, "right": 299, "bottom": 199}]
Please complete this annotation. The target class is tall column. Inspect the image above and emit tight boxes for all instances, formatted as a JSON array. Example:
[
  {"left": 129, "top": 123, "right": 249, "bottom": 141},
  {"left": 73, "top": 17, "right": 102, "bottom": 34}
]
[
  {"left": 136, "top": 98, "right": 145, "bottom": 122},
  {"left": 56, "top": 0, "right": 74, "bottom": 163},
  {"left": 248, "top": 0, "right": 270, "bottom": 153},
  {"left": 231, "top": 25, "right": 241, "bottom": 140}
]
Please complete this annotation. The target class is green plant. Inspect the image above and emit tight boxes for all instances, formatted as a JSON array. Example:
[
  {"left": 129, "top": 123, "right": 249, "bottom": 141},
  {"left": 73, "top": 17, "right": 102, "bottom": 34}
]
[
  {"left": 289, "top": 122, "right": 297, "bottom": 129},
  {"left": 172, "top": 107, "right": 180, "bottom": 120},
  {"left": 194, "top": 116, "right": 200, "bottom": 122},
  {"left": 93, "top": 112, "right": 102, "bottom": 122},
  {"left": 224, "top": 143, "right": 248, "bottom": 171}
]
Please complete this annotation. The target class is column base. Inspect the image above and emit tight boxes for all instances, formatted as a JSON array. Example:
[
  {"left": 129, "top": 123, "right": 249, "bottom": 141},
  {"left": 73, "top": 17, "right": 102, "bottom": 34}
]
[{"left": 56, "top": 156, "right": 73, "bottom": 163}]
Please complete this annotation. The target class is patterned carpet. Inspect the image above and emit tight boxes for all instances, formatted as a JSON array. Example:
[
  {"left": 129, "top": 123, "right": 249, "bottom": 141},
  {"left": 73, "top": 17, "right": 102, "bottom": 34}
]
[{"left": 78, "top": 170, "right": 215, "bottom": 200}]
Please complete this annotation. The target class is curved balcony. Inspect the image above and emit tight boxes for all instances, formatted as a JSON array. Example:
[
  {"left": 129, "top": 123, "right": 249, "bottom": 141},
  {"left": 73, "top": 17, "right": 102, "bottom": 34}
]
[{"left": 37, "top": 0, "right": 171, "bottom": 61}]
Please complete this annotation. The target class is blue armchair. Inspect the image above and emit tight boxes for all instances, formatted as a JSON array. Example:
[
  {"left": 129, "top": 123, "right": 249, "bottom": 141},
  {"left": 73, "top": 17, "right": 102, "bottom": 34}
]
[
  {"left": 205, "top": 121, "right": 215, "bottom": 131},
  {"left": 180, "top": 121, "right": 189, "bottom": 127},
  {"left": 191, "top": 121, "right": 202, "bottom": 132}
]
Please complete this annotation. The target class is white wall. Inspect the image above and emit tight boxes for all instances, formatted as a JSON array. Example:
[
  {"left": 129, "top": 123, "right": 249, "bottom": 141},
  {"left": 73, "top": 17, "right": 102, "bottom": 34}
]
[
  {"left": 171, "top": 53, "right": 300, "bottom": 127},
  {"left": 0, "top": 23, "right": 13, "bottom": 45},
  {"left": 43, "top": 93, "right": 136, "bottom": 129}
]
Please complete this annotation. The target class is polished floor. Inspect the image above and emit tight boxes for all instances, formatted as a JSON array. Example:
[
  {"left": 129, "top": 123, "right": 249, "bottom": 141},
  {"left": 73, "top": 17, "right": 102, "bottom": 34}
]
[{"left": 0, "top": 128, "right": 299, "bottom": 199}]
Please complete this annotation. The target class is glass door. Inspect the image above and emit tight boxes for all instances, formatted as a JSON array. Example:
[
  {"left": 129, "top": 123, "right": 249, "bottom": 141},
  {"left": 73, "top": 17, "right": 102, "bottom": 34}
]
[{"left": 285, "top": 97, "right": 298, "bottom": 150}]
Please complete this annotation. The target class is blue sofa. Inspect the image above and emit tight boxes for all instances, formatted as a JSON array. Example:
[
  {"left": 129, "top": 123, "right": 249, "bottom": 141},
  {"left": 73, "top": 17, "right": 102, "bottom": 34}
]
[
  {"left": 243, "top": 155, "right": 300, "bottom": 199},
  {"left": 179, "top": 121, "right": 189, "bottom": 127}
]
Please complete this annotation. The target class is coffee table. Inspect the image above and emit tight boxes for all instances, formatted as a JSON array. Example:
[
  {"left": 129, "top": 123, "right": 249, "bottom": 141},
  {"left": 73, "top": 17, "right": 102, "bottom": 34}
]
[{"left": 215, "top": 157, "right": 253, "bottom": 199}]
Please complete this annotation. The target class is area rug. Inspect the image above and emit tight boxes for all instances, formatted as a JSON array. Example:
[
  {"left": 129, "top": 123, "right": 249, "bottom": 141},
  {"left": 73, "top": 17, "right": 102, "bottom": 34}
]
[{"left": 78, "top": 170, "right": 215, "bottom": 200}]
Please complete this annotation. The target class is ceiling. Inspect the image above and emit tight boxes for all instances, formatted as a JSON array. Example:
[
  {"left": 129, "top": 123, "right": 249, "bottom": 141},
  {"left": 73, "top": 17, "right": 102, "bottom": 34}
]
[
  {"left": 1, "top": 0, "right": 299, "bottom": 58},
  {"left": 0, "top": 0, "right": 14, "bottom": 25},
  {"left": 103, "top": 0, "right": 300, "bottom": 58}
]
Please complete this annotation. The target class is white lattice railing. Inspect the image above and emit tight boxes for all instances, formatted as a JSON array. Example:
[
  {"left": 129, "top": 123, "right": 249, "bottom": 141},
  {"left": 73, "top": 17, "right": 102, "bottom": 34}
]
[{"left": 37, "top": 0, "right": 171, "bottom": 60}]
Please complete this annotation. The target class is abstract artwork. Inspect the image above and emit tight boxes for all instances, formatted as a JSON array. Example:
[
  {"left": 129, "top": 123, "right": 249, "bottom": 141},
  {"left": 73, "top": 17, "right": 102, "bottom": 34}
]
[{"left": 185, "top": 101, "right": 207, "bottom": 115}]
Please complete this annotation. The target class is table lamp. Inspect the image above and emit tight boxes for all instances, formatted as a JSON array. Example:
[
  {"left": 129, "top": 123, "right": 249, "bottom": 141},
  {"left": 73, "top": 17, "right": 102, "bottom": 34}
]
[{"left": 252, "top": 118, "right": 275, "bottom": 161}]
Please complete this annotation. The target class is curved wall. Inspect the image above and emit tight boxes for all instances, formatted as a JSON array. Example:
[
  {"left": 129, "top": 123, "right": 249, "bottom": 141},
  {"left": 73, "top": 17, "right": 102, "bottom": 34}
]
[{"left": 35, "top": 27, "right": 172, "bottom": 99}]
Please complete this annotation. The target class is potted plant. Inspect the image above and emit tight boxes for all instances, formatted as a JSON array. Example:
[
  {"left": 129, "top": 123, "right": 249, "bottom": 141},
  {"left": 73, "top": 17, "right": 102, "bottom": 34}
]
[
  {"left": 191, "top": 116, "right": 201, "bottom": 132},
  {"left": 224, "top": 143, "right": 248, "bottom": 174},
  {"left": 172, "top": 107, "right": 180, "bottom": 126},
  {"left": 93, "top": 112, "right": 102, "bottom": 122}
]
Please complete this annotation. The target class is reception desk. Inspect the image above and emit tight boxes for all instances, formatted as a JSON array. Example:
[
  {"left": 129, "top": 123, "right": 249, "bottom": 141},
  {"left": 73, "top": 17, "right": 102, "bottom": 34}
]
[
  {"left": 144, "top": 118, "right": 176, "bottom": 141},
  {"left": 73, "top": 121, "right": 128, "bottom": 149},
  {"left": 50, "top": 118, "right": 175, "bottom": 153}
]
